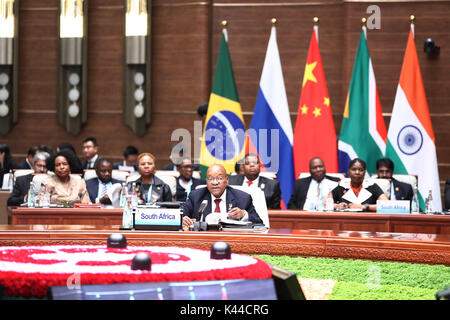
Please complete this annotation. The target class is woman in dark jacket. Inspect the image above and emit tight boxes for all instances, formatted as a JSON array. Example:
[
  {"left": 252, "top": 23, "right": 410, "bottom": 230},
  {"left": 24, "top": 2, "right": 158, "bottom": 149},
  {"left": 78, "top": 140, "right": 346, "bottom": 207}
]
[
  {"left": 130, "top": 153, "right": 172, "bottom": 204},
  {"left": 332, "top": 158, "right": 388, "bottom": 212}
]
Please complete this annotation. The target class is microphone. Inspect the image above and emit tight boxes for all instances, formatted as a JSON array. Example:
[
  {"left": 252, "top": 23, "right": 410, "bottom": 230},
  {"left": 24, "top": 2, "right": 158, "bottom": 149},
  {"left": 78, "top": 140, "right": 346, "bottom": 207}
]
[
  {"left": 199, "top": 200, "right": 208, "bottom": 221},
  {"left": 194, "top": 200, "right": 209, "bottom": 231}
]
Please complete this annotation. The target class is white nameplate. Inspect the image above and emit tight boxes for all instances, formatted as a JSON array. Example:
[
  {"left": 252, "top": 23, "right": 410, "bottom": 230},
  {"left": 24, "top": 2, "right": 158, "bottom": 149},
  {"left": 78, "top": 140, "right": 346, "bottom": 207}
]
[
  {"left": 376, "top": 200, "right": 410, "bottom": 214},
  {"left": 134, "top": 208, "right": 182, "bottom": 230}
]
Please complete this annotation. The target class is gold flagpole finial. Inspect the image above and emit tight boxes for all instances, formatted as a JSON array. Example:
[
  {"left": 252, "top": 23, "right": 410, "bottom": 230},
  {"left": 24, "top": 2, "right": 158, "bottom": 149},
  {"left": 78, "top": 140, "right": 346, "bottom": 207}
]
[
  {"left": 271, "top": 18, "right": 277, "bottom": 26},
  {"left": 221, "top": 20, "right": 227, "bottom": 28},
  {"left": 409, "top": 15, "right": 415, "bottom": 24},
  {"left": 361, "top": 17, "right": 367, "bottom": 26},
  {"left": 313, "top": 17, "right": 319, "bottom": 25}
]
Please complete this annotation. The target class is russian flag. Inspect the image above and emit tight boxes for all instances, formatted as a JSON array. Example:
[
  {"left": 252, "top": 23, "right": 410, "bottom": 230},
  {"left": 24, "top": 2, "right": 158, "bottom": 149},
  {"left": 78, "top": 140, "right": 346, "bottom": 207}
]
[{"left": 246, "top": 23, "right": 295, "bottom": 209}]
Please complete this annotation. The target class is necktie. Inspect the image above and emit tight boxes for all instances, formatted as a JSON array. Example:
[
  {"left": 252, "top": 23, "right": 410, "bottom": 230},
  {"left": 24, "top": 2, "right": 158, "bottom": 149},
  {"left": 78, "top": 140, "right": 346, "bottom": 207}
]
[
  {"left": 247, "top": 180, "right": 253, "bottom": 187},
  {"left": 100, "top": 183, "right": 107, "bottom": 198},
  {"left": 214, "top": 199, "right": 221, "bottom": 213}
]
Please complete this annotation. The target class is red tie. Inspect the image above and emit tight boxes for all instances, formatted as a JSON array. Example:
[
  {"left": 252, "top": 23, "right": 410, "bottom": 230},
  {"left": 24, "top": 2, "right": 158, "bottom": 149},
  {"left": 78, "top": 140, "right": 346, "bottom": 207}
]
[
  {"left": 214, "top": 199, "right": 221, "bottom": 213},
  {"left": 247, "top": 180, "right": 253, "bottom": 186}
]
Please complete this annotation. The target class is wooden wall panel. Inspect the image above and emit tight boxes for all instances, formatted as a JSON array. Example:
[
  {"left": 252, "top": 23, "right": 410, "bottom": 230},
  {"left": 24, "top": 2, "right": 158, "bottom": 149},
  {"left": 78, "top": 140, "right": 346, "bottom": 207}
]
[{"left": 1, "top": 0, "right": 449, "bottom": 203}]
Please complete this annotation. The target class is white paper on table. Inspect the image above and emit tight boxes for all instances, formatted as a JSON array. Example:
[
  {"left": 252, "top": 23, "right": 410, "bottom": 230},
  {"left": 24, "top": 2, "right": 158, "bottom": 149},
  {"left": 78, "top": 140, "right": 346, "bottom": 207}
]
[{"left": 107, "top": 183, "right": 122, "bottom": 207}]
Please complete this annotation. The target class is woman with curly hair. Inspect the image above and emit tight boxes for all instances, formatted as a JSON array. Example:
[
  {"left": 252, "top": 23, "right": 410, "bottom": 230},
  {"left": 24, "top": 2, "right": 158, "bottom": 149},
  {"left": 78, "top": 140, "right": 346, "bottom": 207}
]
[{"left": 44, "top": 149, "right": 90, "bottom": 206}]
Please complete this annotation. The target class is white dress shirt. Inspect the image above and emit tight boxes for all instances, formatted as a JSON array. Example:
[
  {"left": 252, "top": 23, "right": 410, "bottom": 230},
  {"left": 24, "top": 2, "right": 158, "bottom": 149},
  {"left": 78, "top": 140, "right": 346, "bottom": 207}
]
[
  {"left": 207, "top": 189, "right": 249, "bottom": 223},
  {"left": 87, "top": 154, "right": 99, "bottom": 169},
  {"left": 243, "top": 176, "right": 260, "bottom": 189},
  {"left": 303, "top": 178, "right": 338, "bottom": 210},
  {"left": 95, "top": 180, "right": 112, "bottom": 203}
]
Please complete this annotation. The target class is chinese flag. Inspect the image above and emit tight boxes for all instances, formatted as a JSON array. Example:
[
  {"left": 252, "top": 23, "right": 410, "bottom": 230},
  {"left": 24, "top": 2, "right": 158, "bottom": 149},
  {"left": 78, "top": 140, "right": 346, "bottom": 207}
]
[{"left": 293, "top": 29, "right": 338, "bottom": 178}]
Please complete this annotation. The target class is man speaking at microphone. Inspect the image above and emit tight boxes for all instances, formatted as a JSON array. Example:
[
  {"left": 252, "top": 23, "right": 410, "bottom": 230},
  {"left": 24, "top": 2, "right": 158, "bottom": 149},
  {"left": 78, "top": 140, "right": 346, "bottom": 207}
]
[{"left": 181, "top": 164, "right": 263, "bottom": 230}]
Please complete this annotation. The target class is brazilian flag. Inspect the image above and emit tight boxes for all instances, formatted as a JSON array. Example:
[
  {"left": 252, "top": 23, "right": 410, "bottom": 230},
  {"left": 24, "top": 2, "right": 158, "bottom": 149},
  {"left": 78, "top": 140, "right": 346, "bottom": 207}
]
[{"left": 200, "top": 27, "right": 246, "bottom": 177}]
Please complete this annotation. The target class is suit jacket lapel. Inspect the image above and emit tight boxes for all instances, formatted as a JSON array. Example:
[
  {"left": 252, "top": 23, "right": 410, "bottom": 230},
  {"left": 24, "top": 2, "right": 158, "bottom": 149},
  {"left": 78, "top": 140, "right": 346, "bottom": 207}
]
[
  {"left": 258, "top": 177, "right": 267, "bottom": 191},
  {"left": 225, "top": 187, "right": 238, "bottom": 212},
  {"left": 342, "top": 186, "right": 372, "bottom": 204},
  {"left": 91, "top": 179, "right": 99, "bottom": 201}
]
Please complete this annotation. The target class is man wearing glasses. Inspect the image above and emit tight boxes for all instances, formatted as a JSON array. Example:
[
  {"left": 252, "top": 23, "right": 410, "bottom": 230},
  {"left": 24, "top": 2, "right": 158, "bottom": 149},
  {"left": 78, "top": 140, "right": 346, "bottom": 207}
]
[
  {"left": 181, "top": 164, "right": 263, "bottom": 229},
  {"left": 175, "top": 158, "right": 205, "bottom": 202},
  {"left": 7, "top": 152, "right": 50, "bottom": 206}
]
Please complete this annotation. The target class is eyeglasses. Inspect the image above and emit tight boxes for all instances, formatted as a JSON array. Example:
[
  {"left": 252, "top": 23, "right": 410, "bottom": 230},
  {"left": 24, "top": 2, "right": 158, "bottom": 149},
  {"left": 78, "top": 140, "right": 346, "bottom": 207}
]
[{"left": 206, "top": 176, "right": 225, "bottom": 183}]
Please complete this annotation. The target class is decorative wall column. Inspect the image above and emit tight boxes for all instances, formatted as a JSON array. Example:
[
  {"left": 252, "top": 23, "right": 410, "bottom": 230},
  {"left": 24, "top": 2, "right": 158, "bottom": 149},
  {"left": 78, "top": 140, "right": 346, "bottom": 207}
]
[
  {"left": 0, "top": 0, "right": 18, "bottom": 135},
  {"left": 124, "top": 0, "right": 151, "bottom": 136},
  {"left": 57, "top": 0, "right": 88, "bottom": 135}
]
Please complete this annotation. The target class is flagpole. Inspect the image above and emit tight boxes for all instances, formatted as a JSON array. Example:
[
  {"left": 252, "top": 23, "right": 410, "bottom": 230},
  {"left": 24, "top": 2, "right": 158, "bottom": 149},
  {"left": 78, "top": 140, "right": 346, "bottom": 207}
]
[
  {"left": 313, "top": 16, "right": 319, "bottom": 43},
  {"left": 221, "top": 20, "right": 228, "bottom": 42},
  {"left": 409, "top": 15, "right": 415, "bottom": 38},
  {"left": 361, "top": 17, "right": 367, "bottom": 39}
]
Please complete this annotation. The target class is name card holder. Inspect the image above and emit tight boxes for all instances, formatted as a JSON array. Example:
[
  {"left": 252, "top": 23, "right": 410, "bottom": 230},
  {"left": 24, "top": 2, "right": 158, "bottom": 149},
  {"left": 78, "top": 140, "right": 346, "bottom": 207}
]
[
  {"left": 376, "top": 200, "right": 410, "bottom": 214},
  {"left": 134, "top": 208, "right": 182, "bottom": 231}
]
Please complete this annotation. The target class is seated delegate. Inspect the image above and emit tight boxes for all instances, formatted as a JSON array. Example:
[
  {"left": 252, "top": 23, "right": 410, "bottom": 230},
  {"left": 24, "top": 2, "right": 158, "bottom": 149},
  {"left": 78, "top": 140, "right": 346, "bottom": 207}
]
[
  {"left": 181, "top": 164, "right": 263, "bottom": 230},
  {"left": 44, "top": 150, "right": 90, "bottom": 206},
  {"left": 129, "top": 153, "right": 172, "bottom": 204},
  {"left": 331, "top": 158, "right": 388, "bottom": 212}
]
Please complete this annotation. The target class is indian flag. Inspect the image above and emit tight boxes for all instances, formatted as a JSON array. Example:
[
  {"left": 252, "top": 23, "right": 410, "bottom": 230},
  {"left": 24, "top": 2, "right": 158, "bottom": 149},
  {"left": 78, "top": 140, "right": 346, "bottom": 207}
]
[
  {"left": 338, "top": 28, "right": 387, "bottom": 174},
  {"left": 200, "top": 26, "right": 246, "bottom": 176},
  {"left": 386, "top": 25, "right": 442, "bottom": 212}
]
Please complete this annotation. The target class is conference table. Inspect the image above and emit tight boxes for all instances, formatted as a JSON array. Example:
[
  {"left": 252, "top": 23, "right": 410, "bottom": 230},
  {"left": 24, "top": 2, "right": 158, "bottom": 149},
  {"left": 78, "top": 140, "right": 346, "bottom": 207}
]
[
  {"left": 0, "top": 224, "right": 448, "bottom": 266},
  {"left": 2, "top": 207, "right": 450, "bottom": 266},
  {"left": 8, "top": 207, "right": 450, "bottom": 235}
]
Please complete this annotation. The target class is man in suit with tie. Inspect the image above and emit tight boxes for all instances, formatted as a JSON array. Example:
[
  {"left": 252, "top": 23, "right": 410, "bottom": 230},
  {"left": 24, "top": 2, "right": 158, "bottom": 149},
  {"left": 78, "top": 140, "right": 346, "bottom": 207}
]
[
  {"left": 228, "top": 153, "right": 281, "bottom": 209},
  {"left": 113, "top": 145, "right": 139, "bottom": 173},
  {"left": 376, "top": 158, "right": 413, "bottom": 201},
  {"left": 181, "top": 164, "right": 263, "bottom": 229},
  {"left": 7, "top": 152, "right": 50, "bottom": 206},
  {"left": 81, "top": 137, "right": 100, "bottom": 169},
  {"left": 175, "top": 158, "right": 205, "bottom": 202},
  {"left": 85, "top": 158, "right": 121, "bottom": 204},
  {"left": 288, "top": 157, "right": 341, "bottom": 210},
  {"left": 16, "top": 146, "right": 39, "bottom": 170}
]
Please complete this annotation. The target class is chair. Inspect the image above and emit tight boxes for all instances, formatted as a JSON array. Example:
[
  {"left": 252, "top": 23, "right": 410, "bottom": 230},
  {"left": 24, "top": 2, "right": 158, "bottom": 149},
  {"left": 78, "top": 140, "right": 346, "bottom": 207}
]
[
  {"left": 83, "top": 169, "right": 97, "bottom": 180},
  {"left": 126, "top": 173, "right": 177, "bottom": 200},
  {"left": 192, "top": 171, "right": 201, "bottom": 179},
  {"left": 112, "top": 170, "right": 129, "bottom": 182},
  {"left": 154, "top": 174, "right": 177, "bottom": 199},
  {"left": 298, "top": 172, "right": 345, "bottom": 181},
  {"left": 155, "top": 170, "right": 180, "bottom": 178},
  {"left": 259, "top": 171, "right": 277, "bottom": 180},
  {"left": 393, "top": 174, "right": 417, "bottom": 191},
  {"left": 229, "top": 185, "right": 269, "bottom": 228},
  {"left": 195, "top": 184, "right": 269, "bottom": 228},
  {"left": 13, "top": 169, "right": 34, "bottom": 178}
]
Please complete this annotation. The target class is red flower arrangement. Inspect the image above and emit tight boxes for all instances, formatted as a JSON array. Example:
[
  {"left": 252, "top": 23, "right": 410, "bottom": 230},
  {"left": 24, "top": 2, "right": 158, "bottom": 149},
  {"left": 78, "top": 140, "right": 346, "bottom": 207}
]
[{"left": 0, "top": 245, "right": 272, "bottom": 298}]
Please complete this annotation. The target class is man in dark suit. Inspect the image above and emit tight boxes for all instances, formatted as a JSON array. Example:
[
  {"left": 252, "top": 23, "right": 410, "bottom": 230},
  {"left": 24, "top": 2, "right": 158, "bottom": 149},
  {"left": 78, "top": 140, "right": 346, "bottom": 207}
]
[
  {"left": 288, "top": 157, "right": 341, "bottom": 210},
  {"left": 81, "top": 137, "right": 100, "bottom": 169},
  {"left": 86, "top": 159, "right": 121, "bottom": 204},
  {"left": 113, "top": 145, "right": 139, "bottom": 173},
  {"left": 376, "top": 158, "right": 414, "bottom": 201},
  {"left": 175, "top": 158, "right": 205, "bottom": 202},
  {"left": 445, "top": 179, "right": 450, "bottom": 210},
  {"left": 181, "top": 164, "right": 263, "bottom": 229},
  {"left": 16, "top": 146, "right": 39, "bottom": 169},
  {"left": 7, "top": 152, "right": 50, "bottom": 206},
  {"left": 228, "top": 153, "right": 281, "bottom": 209}
]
